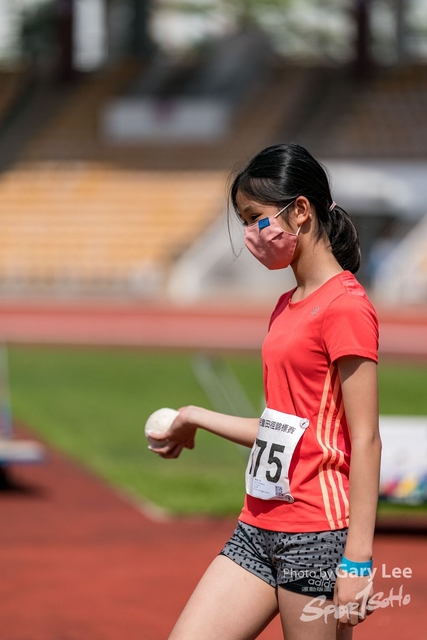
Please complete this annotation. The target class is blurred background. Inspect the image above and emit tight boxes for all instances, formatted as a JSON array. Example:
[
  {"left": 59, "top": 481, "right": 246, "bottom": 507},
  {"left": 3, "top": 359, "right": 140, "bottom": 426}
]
[
  {"left": 1, "top": 0, "right": 427, "bottom": 302},
  {"left": 0, "top": 2, "right": 427, "bottom": 639}
]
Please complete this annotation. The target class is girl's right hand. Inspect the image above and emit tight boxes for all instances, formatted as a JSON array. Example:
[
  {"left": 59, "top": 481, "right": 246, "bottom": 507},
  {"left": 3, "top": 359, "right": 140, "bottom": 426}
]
[{"left": 147, "top": 406, "right": 198, "bottom": 459}]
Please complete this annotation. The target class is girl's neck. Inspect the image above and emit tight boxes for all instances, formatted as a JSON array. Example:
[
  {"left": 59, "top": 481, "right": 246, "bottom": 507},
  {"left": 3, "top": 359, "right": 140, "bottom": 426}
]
[{"left": 290, "top": 244, "right": 343, "bottom": 303}]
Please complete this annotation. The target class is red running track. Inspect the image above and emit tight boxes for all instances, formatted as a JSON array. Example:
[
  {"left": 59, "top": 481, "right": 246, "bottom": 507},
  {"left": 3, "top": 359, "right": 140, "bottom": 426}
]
[
  {"left": 0, "top": 303, "right": 426, "bottom": 638},
  {"left": 0, "top": 428, "right": 426, "bottom": 640},
  {"left": 0, "top": 302, "right": 427, "bottom": 357}
]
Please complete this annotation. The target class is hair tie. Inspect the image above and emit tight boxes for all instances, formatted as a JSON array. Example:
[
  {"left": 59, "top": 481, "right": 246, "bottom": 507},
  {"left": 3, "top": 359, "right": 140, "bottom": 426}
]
[{"left": 329, "top": 201, "right": 337, "bottom": 212}]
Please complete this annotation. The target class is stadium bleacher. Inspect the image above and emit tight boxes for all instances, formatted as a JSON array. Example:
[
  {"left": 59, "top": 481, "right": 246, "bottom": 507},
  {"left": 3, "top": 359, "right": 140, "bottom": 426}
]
[
  {"left": 2, "top": 51, "right": 427, "bottom": 299},
  {"left": 0, "top": 56, "right": 311, "bottom": 297},
  {"left": 0, "top": 163, "right": 225, "bottom": 295},
  {"left": 300, "top": 64, "right": 427, "bottom": 159},
  {"left": 21, "top": 61, "right": 309, "bottom": 170}
]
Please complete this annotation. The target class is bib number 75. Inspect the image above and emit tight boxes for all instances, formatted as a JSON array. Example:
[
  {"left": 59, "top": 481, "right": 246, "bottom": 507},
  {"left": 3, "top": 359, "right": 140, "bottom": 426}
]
[
  {"left": 245, "top": 407, "right": 309, "bottom": 501},
  {"left": 248, "top": 438, "right": 285, "bottom": 483}
]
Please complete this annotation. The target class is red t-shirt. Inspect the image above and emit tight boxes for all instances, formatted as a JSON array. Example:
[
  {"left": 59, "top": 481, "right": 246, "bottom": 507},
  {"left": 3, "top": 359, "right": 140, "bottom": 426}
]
[{"left": 239, "top": 271, "right": 379, "bottom": 533}]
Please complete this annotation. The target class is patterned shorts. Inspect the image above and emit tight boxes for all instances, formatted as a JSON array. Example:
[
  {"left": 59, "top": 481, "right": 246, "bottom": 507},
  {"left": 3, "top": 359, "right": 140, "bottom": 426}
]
[{"left": 220, "top": 521, "right": 348, "bottom": 599}]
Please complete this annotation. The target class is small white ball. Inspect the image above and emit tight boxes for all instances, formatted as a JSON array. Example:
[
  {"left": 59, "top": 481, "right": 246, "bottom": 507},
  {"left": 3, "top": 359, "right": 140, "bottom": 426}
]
[{"left": 145, "top": 407, "right": 179, "bottom": 449}]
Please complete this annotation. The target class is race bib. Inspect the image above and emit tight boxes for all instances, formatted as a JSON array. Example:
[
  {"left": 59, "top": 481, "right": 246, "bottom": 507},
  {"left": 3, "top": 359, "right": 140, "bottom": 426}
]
[{"left": 245, "top": 407, "right": 309, "bottom": 502}]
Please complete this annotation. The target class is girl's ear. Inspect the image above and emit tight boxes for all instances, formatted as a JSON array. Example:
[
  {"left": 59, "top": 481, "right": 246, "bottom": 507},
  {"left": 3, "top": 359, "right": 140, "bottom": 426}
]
[{"left": 294, "top": 196, "right": 312, "bottom": 225}]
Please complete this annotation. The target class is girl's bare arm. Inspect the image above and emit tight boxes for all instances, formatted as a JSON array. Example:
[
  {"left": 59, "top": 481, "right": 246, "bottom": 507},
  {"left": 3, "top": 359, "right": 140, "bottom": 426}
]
[{"left": 148, "top": 406, "right": 259, "bottom": 458}]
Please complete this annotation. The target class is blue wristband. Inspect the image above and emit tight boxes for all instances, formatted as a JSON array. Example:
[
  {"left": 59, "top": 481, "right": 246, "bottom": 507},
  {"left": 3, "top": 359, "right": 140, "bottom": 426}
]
[{"left": 339, "top": 556, "right": 373, "bottom": 576}]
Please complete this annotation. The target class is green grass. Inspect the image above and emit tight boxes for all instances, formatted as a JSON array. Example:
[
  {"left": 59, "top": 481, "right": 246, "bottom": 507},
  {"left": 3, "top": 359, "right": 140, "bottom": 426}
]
[
  {"left": 8, "top": 346, "right": 261, "bottom": 515},
  {"left": 7, "top": 346, "right": 427, "bottom": 516},
  {"left": 378, "top": 362, "right": 427, "bottom": 415}
]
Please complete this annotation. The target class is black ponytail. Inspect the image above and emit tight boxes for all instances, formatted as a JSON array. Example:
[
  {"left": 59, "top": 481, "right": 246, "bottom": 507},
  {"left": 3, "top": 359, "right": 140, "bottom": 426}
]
[
  {"left": 325, "top": 205, "right": 361, "bottom": 273},
  {"left": 230, "top": 143, "right": 361, "bottom": 274}
]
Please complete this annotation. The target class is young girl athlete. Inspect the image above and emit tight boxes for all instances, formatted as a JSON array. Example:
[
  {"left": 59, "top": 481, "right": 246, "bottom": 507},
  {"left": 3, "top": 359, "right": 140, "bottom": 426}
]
[{"left": 149, "top": 143, "right": 381, "bottom": 640}]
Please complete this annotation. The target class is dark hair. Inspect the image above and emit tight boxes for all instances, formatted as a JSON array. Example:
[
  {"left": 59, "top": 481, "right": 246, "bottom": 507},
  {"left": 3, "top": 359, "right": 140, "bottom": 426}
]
[{"left": 229, "top": 143, "right": 361, "bottom": 273}]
